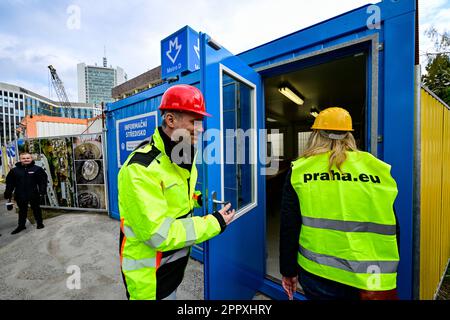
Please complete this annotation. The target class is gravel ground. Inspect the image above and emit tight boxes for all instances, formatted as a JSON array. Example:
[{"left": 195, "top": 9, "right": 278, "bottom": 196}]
[
  {"left": 0, "top": 210, "right": 127, "bottom": 300},
  {"left": 0, "top": 180, "right": 202, "bottom": 300},
  {"left": 0, "top": 183, "right": 270, "bottom": 300},
  {"left": 0, "top": 209, "right": 209, "bottom": 300}
]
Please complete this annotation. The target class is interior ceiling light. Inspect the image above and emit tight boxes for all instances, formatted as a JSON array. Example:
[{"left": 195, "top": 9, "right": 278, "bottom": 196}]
[
  {"left": 310, "top": 111, "right": 319, "bottom": 118},
  {"left": 310, "top": 107, "right": 319, "bottom": 118},
  {"left": 278, "top": 86, "right": 304, "bottom": 105}
]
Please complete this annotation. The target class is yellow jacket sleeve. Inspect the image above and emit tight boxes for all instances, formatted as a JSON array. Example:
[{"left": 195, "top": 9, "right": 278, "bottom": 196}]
[{"left": 118, "top": 163, "right": 221, "bottom": 252}]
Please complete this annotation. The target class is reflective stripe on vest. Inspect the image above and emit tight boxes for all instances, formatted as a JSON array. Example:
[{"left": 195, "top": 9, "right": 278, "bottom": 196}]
[
  {"left": 180, "top": 219, "right": 197, "bottom": 247},
  {"left": 302, "top": 216, "right": 396, "bottom": 236},
  {"left": 160, "top": 247, "right": 190, "bottom": 266},
  {"left": 145, "top": 217, "right": 175, "bottom": 248},
  {"left": 299, "top": 245, "right": 399, "bottom": 274},
  {"left": 123, "top": 225, "right": 136, "bottom": 238},
  {"left": 122, "top": 257, "right": 156, "bottom": 271},
  {"left": 123, "top": 217, "right": 196, "bottom": 248}
]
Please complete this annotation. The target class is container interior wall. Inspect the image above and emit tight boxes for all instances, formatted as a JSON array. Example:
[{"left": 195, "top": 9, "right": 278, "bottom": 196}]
[{"left": 420, "top": 88, "right": 450, "bottom": 299}]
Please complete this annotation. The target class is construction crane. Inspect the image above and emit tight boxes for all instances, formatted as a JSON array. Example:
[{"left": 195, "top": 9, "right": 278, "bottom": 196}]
[{"left": 48, "top": 65, "right": 73, "bottom": 118}]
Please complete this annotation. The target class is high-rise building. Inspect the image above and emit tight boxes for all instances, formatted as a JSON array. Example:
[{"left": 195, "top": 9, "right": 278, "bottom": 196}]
[
  {"left": 77, "top": 57, "right": 127, "bottom": 106},
  {"left": 0, "top": 82, "right": 100, "bottom": 146}
]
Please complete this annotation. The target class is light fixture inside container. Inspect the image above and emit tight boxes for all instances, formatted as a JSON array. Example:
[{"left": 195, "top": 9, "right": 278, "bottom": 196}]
[
  {"left": 278, "top": 85, "right": 304, "bottom": 105},
  {"left": 310, "top": 107, "right": 319, "bottom": 118}
]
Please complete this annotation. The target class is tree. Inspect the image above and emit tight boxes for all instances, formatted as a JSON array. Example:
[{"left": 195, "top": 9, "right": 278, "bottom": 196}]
[{"left": 422, "top": 27, "right": 450, "bottom": 105}]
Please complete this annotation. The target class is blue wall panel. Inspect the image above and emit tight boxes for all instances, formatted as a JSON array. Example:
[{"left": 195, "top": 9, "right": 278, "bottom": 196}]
[
  {"left": 105, "top": 96, "right": 162, "bottom": 220},
  {"left": 105, "top": 72, "right": 200, "bottom": 221},
  {"left": 382, "top": 10, "right": 416, "bottom": 300}
]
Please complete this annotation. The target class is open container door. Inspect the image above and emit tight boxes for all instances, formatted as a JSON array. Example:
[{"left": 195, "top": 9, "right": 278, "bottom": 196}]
[{"left": 200, "top": 32, "right": 266, "bottom": 300}]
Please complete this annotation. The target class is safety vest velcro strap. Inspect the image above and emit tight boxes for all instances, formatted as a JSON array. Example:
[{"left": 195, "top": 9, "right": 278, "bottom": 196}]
[
  {"left": 123, "top": 225, "right": 136, "bottom": 238},
  {"left": 145, "top": 217, "right": 175, "bottom": 248},
  {"left": 180, "top": 219, "right": 197, "bottom": 247},
  {"left": 160, "top": 247, "right": 190, "bottom": 266},
  {"left": 299, "top": 245, "right": 398, "bottom": 274},
  {"left": 302, "top": 216, "right": 396, "bottom": 236},
  {"left": 122, "top": 257, "right": 156, "bottom": 271}
]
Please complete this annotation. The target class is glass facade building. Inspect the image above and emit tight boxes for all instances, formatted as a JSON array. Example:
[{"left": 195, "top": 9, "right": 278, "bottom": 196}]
[
  {"left": 0, "top": 82, "right": 101, "bottom": 145},
  {"left": 78, "top": 62, "right": 126, "bottom": 106},
  {"left": 85, "top": 66, "right": 116, "bottom": 105}
]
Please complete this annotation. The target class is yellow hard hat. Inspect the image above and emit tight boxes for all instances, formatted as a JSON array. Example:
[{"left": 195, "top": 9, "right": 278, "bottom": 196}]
[{"left": 311, "top": 107, "right": 354, "bottom": 131}]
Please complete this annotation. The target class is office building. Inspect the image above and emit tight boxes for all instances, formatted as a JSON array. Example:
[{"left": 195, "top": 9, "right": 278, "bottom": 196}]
[
  {"left": 0, "top": 82, "right": 100, "bottom": 145},
  {"left": 77, "top": 57, "right": 127, "bottom": 105},
  {"left": 112, "top": 66, "right": 162, "bottom": 100}
]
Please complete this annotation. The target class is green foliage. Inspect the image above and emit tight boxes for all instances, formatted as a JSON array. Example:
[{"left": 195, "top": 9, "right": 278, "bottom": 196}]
[
  {"left": 422, "top": 28, "right": 450, "bottom": 105},
  {"left": 422, "top": 54, "right": 450, "bottom": 104}
]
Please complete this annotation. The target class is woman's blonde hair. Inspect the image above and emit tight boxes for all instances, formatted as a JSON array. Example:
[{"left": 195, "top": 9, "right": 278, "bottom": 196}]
[{"left": 300, "top": 130, "right": 359, "bottom": 172}]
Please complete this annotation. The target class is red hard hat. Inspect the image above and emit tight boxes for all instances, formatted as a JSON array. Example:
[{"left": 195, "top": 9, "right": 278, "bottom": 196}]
[{"left": 159, "top": 84, "right": 211, "bottom": 117}]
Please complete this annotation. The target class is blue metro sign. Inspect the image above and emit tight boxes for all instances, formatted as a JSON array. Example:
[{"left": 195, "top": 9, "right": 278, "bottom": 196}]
[{"left": 161, "top": 26, "right": 200, "bottom": 79}]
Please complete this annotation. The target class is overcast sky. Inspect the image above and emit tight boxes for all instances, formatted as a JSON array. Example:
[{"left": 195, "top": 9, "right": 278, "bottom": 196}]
[{"left": 0, "top": 0, "right": 449, "bottom": 102}]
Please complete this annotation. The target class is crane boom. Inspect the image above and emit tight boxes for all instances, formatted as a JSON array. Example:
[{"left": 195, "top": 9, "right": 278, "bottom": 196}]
[{"left": 48, "top": 65, "right": 73, "bottom": 118}]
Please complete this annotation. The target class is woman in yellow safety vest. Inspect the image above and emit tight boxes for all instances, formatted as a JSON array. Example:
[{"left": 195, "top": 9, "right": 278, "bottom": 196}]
[{"left": 279, "top": 107, "right": 400, "bottom": 300}]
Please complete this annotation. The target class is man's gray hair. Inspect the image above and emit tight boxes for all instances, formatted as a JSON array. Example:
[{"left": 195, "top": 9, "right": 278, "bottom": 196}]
[{"left": 161, "top": 110, "right": 183, "bottom": 128}]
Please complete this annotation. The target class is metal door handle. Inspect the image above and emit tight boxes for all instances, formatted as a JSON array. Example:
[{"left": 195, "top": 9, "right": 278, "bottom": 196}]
[
  {"left": 212, "top": 199, "right": 229, "bottom": 205},
  {"left": 211, "top": 191, "right": 229, "bottom": 212}
]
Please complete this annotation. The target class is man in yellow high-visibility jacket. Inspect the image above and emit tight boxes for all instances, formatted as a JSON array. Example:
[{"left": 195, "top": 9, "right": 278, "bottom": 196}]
[
  {"left": 280, "top": 107, "right": 400, "bottom": 300},
  {"left": 118, "top": 84, "right": 235, "bottom": 300}
]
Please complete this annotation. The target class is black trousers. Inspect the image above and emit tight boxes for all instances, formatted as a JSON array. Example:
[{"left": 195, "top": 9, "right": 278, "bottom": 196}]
[
  {"left": 298, "top": 266, "right": 360, "bottom": 300},
  {"left": 16, "top": 196, "right": 43, "bottom": 227}
]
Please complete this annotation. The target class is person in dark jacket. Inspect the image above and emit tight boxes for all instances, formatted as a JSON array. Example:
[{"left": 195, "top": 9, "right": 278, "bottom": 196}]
[{"left": 4, "top": 152, "right": 48, "bottom": 234}]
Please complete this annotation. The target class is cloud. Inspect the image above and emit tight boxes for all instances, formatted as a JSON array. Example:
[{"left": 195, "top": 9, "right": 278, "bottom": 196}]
[
  {"left": 195, "top": 0, "right": 382, "bottom": 53},
  {"left": 108, "top": 0, "right": 382, "bottom": 80},
  {"left": 1, "top": 0, "right": 447, "bottom": 100},
  {"left": 0, "top": 34, "right": 18, "bottom": 57},
  {"left": 420, "top": 0, "right": 448, "bottom": 18},
  {"left": 419, "top": 0, "right": 450, "bottom": 72},
  {"left": 0, "top": 32, "right": 81, "bottom": 101},
  {"left": 3, "top": 78, "right": 53, "bottom": 100}
]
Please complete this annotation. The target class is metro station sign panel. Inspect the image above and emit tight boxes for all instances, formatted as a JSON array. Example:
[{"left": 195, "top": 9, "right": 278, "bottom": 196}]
[{"left": 161, "top": 26, "right": 200, "bottom": 79}]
